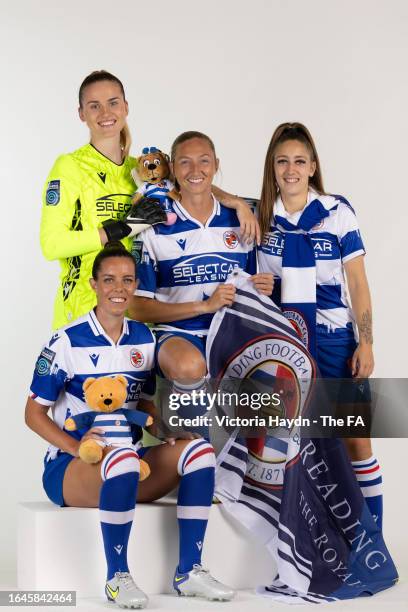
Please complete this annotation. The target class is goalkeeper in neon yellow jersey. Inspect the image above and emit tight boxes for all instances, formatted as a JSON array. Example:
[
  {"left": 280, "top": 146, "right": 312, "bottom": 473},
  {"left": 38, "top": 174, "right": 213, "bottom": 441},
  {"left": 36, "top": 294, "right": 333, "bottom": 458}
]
[
  {"left": 41, "top": 70, "right": 259, "bottom": 329},
  {"left": 40, "top": 71, "right": 138, "bottom": 328},
  {"left": 41, "top": 71, "right": 169, "bottom": 329}
]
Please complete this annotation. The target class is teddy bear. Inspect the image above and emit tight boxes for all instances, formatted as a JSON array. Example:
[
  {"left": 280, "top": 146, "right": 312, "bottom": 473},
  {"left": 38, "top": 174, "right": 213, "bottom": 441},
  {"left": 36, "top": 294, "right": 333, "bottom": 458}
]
[
  {"left": 64, "top": 375, "right": 153, "bottom": 480},
  {"left": 131, "top": 146, "right": 180, "bottom": 214}
]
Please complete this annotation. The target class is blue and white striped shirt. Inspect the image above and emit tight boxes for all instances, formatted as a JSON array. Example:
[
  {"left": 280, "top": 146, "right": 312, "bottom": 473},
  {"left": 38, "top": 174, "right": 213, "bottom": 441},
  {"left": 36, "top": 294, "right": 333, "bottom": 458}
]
[
  {"left": 30, "top": 310, "right": 156, "bottom": 459},
  {"left": 258, "top": 192, "right": 365, "bottom": 338},
  {"left": 136, "top": 197, "right": 257, "bottom": 334}
]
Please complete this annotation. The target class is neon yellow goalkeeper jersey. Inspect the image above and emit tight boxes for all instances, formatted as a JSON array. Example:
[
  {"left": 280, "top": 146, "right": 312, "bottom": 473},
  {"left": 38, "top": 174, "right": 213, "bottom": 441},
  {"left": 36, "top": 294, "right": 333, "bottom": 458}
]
[{"left": 40, "top": 144, "right": 137, "bottom": 329}]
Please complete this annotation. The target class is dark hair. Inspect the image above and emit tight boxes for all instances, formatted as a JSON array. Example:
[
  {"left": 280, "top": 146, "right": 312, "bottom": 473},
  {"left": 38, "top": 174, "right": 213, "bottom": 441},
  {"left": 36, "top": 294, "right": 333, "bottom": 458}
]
[
  {"left": 259, "top": 122, "right": 325, "bottom": 238},
  {"left": 92, "top": 242, "right": 136, "bottom": 279},
  {"left": 78, "top": 70, "right": 131, "bottom": 157}
]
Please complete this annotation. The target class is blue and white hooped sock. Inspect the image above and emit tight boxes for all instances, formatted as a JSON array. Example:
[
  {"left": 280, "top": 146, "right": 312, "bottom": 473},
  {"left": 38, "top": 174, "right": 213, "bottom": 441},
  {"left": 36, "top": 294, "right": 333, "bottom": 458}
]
[
  {"left": 176, "top": 439, "right": 216, "bottom": 573},
  {"left": 99, "top": 447, "right": 140, "bottom": 580},
  {"left": 351, "top": 455, "right": 383, "bottom": 529},
  {"left": 173, "top": 378, "right": 210, "bottom": 439}
]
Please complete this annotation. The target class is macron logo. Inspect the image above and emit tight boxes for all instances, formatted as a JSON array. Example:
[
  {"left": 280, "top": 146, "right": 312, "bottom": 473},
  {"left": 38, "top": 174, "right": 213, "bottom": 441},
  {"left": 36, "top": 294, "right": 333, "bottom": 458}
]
[
  {"left": 176, "top": 238, "right": 187, "bottom": 250},
  {"left": 114, "top": 545, "right": 123, "bottom": 555},
  {"left": 89, "top": 353, "right": 100, "bottom": 367},
  {"left": 196, "top": 541, "right": 203, "bottom": 551},
  {"left": 49, "top": 334, "right": 60, "bottom": 347}
]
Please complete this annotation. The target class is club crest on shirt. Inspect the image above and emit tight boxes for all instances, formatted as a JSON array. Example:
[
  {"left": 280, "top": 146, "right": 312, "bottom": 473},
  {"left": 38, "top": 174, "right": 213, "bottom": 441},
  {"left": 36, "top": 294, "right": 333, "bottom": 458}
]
[
  {"left": 130, "top": 349, "right": 144, "bottom": 368},
  {"left": 223, "top": 230, "right": 239, "bottom": 249},
  {"left": 283, "top": 309, "right": 309, "bottom": 348}
]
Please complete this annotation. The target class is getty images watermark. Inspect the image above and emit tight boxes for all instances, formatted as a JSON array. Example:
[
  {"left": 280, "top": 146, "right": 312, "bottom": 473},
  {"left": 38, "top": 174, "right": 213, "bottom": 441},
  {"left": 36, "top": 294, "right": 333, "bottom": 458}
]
[
  {"left": 167, "top": 388, "right": 366, "bottom": 430},
  {"left": 169, "top": 388, "right": 285, "bottom": 428}
]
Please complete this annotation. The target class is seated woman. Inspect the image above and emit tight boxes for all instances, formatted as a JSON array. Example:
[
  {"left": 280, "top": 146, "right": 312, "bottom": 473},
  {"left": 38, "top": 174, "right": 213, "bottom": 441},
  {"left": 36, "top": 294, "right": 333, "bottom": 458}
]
[
  {"left": 130, "top": 131, "right": 274, "bottom": 437},
  {"left": 25, "top": 243, "right": 234, "bottom": 609}
]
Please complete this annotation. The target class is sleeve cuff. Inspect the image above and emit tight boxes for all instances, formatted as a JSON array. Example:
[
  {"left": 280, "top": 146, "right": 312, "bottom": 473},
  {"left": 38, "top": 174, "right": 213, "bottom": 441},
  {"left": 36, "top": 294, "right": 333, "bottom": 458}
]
[
  {"left": 29, "top": 393, "right": 54, "bottom": 407},
  {"left": 342, "top": 249, "right": 365, "bottom": 264}
]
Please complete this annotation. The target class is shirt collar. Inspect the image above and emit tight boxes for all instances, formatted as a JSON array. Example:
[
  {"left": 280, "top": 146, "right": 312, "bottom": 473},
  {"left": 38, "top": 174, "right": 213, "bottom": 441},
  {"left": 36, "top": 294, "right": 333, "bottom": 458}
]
[
  {"left": 87, "top": 309, "right": 129, "bottom": 339},
  {"left": 275, "top": 189, "right": 318, "bottom": 223},
  {"left": 172, "top": 194, "right": 220, "bottom": 226}
]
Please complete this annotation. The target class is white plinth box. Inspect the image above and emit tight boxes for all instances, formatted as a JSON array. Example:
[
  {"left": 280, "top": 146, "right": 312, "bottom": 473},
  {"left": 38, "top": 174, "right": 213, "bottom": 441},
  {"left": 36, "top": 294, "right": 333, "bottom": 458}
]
[{"left": 18, "top": 501, "right": 275, "bottom": 597}]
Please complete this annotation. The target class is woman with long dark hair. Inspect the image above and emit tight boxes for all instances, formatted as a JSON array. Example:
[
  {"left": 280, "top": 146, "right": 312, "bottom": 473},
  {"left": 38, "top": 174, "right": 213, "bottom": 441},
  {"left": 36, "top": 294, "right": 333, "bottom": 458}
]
[{"left": 257, "top": 122, "right": 382, "bottom": 528}]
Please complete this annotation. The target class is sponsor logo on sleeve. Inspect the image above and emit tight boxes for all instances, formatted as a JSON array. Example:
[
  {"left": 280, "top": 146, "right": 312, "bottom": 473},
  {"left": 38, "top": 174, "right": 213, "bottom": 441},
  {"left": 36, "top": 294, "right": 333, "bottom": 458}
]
[
  {"left": 35, "top": 347, "right": 56, "bottom": 376},
  {"left": 131, "top": 240, "right": 143, "bottom": 265},
  {"left": 45, "top": 180, "right": 61, "bottom": 205}
]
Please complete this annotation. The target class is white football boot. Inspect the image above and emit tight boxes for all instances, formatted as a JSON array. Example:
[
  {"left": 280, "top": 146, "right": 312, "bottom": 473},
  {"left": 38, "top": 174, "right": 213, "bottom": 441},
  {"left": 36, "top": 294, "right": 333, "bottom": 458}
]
[
  {"left": 173, "top": 564, "right": 235, "bottom": 601},
  {"left": 105, "top": 572, "right": 148, "bottom": 609}
]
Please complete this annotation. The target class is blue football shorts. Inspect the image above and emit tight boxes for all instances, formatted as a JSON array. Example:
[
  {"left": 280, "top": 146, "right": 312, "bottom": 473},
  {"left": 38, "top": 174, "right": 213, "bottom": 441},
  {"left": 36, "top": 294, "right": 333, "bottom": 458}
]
[
  {"left": 316, "top": 327, "right": 371, "bottom": 405},
  {"left": 42, "top": 446, "right": 154, "bottom": 507}
]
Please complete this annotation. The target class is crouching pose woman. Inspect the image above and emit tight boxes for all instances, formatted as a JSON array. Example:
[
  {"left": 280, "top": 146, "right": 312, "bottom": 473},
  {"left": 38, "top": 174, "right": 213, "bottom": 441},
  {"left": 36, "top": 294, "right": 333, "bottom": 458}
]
[
  {"left": 25, "top": 243, "right": 234, "bottom": 609},
  {"left": 130, "top": 131, "right": 273, "bottom": 438}
]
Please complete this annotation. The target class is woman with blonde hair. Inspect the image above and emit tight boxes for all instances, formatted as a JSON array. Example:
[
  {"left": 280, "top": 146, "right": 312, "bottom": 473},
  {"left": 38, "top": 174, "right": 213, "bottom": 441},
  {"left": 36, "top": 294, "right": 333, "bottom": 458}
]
[{"left": 131, "top": 131, "right": 273, "bottom": 439}]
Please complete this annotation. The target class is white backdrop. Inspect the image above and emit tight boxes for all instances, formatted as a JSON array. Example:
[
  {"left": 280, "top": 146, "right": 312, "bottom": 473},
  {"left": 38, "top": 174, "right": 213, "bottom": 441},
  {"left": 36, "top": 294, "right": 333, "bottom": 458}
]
[{"left": 1, "top": 0, "right": 407, "bottom": 585}]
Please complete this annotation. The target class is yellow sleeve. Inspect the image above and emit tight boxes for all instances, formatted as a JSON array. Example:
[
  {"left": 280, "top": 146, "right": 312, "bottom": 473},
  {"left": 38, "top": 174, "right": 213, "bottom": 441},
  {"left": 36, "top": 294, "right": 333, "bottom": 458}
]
[{"left": 40, "top": 154, "right": 102, "bottom": 260}]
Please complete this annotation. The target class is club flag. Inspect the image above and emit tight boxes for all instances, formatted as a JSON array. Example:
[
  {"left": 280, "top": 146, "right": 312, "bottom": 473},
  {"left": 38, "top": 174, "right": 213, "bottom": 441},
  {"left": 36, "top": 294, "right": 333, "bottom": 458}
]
[{"left": 206, "top": 270, "right": 398, "bottom": 603}]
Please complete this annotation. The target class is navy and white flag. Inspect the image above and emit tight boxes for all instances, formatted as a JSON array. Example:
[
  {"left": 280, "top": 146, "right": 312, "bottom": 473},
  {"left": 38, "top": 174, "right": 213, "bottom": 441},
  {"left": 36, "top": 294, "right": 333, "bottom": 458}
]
[{"left": 206, "top": 271, "right": 398, "bottom": 604}]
